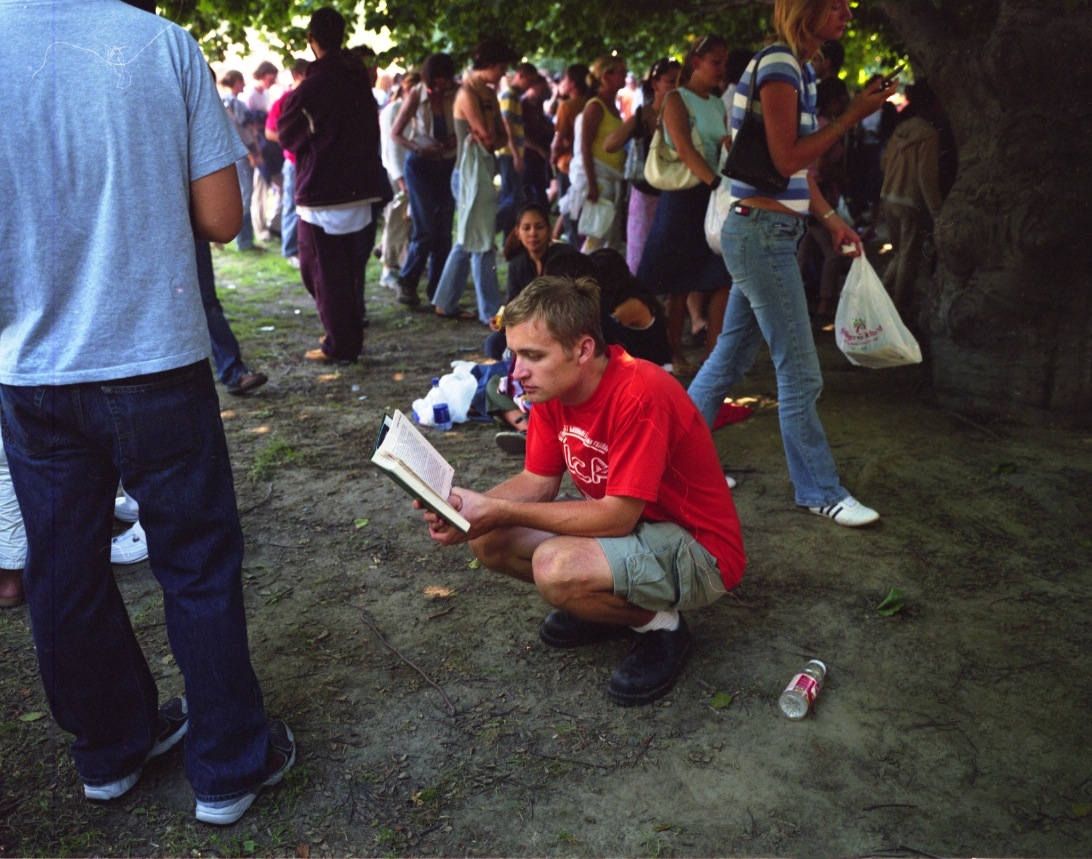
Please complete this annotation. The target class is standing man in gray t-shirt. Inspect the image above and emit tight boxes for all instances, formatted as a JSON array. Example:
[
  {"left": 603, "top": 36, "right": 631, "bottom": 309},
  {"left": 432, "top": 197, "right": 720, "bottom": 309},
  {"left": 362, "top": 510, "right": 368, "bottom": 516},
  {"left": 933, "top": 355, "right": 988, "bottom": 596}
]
[{"left": 0, "top": 0, "right": 294, "bottom": 826}]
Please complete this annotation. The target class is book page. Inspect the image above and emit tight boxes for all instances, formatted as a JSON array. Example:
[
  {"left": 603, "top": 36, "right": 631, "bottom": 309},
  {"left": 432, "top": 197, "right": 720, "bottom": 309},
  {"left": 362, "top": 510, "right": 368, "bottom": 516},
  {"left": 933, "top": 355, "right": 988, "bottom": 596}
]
[{"left": 379, "top": 411, "right": 454, "bottom": 499}]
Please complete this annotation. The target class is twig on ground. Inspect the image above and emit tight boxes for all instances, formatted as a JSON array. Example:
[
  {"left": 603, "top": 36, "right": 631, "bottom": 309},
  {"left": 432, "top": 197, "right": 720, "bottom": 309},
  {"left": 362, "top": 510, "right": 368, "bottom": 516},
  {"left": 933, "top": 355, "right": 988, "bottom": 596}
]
[
  {"left": 358, "top": 608, "right": 456, "bottom": 716},
  {"left": 238, "top": 482, "right": 274, "bottom": 516},
  {"left": 898, "top": 844, "right": 943, "bottom": 859},
  {"left": 942, "top": 409, "right": 1002, "bottom": 439}
]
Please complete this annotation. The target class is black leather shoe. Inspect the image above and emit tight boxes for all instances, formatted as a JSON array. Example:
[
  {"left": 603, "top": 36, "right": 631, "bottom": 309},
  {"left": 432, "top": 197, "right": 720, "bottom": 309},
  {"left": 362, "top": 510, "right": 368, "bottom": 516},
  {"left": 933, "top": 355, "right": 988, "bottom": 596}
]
[
  {"left": 538, "top": 610, "right": 632, "bottom": 649},
  {"left": 396, "top": 278, "right": 420, "bottom": 307},
  {"left": 606, "top": 616, "right": 692, "bottom": 706}
]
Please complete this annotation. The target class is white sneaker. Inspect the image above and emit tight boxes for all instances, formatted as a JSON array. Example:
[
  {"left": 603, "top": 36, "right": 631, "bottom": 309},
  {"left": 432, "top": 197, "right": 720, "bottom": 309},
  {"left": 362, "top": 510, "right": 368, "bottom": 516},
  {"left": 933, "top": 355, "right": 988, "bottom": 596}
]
[
  {"left": 114, "top": 493, "right": 140, "bottom": 523},
  {"left": 808, "top": 496, "right": 880, "bottom": 527},
  {"left": 380, "top": 268, "right": 400, "bottom": 291},
  {"left": 111, "top": 521, "right": 148, "bottom": 564}
]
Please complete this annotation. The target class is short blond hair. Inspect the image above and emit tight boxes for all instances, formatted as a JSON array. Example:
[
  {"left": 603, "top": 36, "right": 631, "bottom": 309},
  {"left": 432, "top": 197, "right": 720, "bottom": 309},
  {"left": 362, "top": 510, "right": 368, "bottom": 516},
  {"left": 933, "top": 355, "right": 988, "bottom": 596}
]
[{"left": 503, "top": 277, "right": 605, "bottom": 355}]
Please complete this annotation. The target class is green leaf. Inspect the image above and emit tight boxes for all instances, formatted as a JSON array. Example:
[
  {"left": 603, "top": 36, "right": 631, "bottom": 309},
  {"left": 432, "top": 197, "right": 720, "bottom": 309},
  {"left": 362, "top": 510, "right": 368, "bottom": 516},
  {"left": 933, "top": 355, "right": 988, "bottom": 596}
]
[
  {"left": 468, "top": 558, "right": 481, "bottom": 569},
  {"left": 19, "top": 711, "right": 45, "bottom": 722},
  {"left": 991, "top": 461, "right": 1017, "bottom": 475},
  {"left": 873, "top": 587, "right": 904, "bottom": 616},
  {"left": 1078, "top": 538, "right": 1091, "bottom": 549},
  {"left": 354, "top": 518, "right": 369, "bottom": 529},
  {"left": 1071, "top": 802, "right": 1092, "bottom": 818},
  {"left": 709, "top": 692, "right": 733, "bottom": 710}
]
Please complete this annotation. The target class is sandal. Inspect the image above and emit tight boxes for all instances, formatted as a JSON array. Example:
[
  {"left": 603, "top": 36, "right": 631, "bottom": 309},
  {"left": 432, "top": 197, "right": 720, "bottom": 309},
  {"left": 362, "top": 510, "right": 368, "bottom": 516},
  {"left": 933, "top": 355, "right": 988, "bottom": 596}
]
[{"left": 435, "top": 308, "right": 477, "bottom": 321}]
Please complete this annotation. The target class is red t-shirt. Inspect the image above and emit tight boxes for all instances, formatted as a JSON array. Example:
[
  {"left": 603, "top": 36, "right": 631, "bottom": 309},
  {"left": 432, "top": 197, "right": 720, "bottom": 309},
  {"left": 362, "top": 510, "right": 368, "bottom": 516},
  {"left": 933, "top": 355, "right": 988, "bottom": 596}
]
[
  {"left": 266, "top": 92, "right": 295, "bottom": 165},
  {"left": 525, "top": 345, "right": 745, "bottom": 589}
]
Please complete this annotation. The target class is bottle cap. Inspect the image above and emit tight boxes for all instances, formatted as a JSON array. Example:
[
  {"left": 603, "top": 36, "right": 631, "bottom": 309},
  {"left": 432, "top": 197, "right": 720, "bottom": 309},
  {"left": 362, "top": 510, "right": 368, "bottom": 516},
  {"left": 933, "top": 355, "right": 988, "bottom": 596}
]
[
  {"left": 431, "top": 377, "right": 440, "bottom": 385},
  {"left": 807, "top": 659, "right": 826, "bottom": 672}
]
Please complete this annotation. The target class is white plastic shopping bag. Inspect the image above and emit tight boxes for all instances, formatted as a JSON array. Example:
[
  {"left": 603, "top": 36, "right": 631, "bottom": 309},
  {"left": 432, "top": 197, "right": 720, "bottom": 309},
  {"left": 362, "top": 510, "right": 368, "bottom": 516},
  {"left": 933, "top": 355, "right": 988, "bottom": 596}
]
[
  {"left": 704, "top": 181, "right": 732, "bottom": 255},
  {"left": 577, "top": 197, "right": 616, "bottom": 239},
  {"left": 411, "top": 362, "right": 479, "bottom": 425},
  {"left": 834, "top": 256, "right": 922, "bottom": 368}
]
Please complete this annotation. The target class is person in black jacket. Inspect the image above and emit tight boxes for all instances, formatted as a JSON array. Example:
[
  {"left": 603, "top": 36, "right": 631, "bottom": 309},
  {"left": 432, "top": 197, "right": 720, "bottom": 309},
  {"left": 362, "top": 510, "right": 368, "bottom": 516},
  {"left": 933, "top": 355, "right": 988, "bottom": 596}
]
[{"left": 277, "top": 8, "right": 386, "bottom": 363}]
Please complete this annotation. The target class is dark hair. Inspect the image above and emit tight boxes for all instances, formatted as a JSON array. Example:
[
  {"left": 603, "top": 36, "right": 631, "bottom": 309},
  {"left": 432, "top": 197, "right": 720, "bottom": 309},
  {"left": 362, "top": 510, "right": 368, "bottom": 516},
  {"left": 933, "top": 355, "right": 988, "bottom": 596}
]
[
  {"left": 587, "top": 248, "right": 664, "bottom": 318},
  {"left": 471, "top": 38, "right": 518, "bottom": 70},
  {"left": 906, "top": 80, "right": 937, "bottom": 110},
  {"left": 514, "top": 61, "right": 538, "bottom": 82},
  {"left": 642, "top": 57, "right": 681, "bottom": 101},
  {"left": 219, "top": 69, "right": 244, "bottom": 89},
  {"left": 307, "top": 7, "right": 346, "bottom": 52},
  {"left": 503, "top": 203, "right": 552, "bottom": 261},
  {"left": 726, "top": 49, "right": 753, "bottom": 86},
  {"left": 680, "top": 34, "right": 728, "bottom": 86},
  {"left": 816, "top": 76, "right": 849, "bottom": 117},
  {"left": 563, "top": 63, "right": 591, "bottom": 97},
  {"left": 421, "top": 52, "right": 456, "bottom": 87},
  {"left": 503, "top": 276, "right": 606, "bottom": 355},
  {"left": 290, "top": 57, "right": 310, "bottom": 78},
  {"left": 819, "top": 40, "right": 845, "bottom": 73},
  {"left": 253, "top": 60, "right": 278, "bottom": 79}
]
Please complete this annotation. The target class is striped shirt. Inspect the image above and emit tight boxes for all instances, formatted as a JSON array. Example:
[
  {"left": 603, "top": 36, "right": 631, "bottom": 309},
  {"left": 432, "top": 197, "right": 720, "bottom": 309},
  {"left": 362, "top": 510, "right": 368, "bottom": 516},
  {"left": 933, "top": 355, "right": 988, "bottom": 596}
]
[{"left": 729, "top": 44, "right": 817, "bottom": 213}]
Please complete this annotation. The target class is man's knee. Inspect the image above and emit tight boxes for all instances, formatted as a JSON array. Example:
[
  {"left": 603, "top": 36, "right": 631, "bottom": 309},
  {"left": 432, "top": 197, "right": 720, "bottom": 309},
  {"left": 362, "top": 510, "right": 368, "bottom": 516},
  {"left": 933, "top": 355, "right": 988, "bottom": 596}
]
[{"left": 531, "top": 538, "right": 606, "bottom": 604}]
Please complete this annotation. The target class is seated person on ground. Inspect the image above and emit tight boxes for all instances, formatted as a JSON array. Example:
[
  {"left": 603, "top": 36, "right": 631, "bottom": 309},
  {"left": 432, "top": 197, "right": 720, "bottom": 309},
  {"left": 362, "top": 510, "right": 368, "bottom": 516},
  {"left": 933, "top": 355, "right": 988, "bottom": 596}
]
[{"left": 418, "top": 276, "right": 746, "bottom": 706}]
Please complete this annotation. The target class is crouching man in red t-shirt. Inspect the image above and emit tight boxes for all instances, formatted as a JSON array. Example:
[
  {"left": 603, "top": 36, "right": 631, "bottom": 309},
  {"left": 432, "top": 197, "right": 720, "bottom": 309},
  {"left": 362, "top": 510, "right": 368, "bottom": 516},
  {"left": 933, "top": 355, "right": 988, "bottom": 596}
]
[{"left": 419, "top": 277, "right": 746, "bottom": 705}]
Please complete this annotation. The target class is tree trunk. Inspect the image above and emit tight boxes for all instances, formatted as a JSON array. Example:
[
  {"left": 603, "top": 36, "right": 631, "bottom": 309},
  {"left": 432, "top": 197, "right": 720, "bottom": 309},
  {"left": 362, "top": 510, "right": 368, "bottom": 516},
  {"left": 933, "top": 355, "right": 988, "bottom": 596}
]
[{"left": 879, "top": 0, "right": 1092, "bottom": 427}]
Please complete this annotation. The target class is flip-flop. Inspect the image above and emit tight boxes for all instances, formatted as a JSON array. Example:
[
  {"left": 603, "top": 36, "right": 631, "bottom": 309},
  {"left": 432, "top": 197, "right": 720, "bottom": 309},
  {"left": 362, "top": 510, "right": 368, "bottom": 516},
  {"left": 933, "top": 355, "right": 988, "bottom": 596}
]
[{"left": 435, "top": 309, "right": 477, "bottom": 321}]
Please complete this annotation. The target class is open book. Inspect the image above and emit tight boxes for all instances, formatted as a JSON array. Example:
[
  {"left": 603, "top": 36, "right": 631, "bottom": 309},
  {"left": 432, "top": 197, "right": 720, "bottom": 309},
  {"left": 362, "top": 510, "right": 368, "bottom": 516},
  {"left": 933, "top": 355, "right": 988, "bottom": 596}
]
[{"left": 370, "top": 410, "right": 471, "bottom": 534}]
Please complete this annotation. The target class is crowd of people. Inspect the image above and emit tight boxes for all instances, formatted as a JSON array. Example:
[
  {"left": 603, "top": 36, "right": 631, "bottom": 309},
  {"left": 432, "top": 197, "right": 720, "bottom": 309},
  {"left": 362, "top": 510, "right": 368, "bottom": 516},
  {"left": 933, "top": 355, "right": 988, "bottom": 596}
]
[{"left": 0, "top": 0, "right": 955, "bottom": 832}]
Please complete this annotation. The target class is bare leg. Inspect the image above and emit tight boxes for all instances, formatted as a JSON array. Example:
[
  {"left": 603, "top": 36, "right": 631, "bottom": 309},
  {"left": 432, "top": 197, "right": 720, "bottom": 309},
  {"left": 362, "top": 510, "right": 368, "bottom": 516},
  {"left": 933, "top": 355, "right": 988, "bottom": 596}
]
[
  {"left": 666, "top": 293, "right": 689, "bottom": 368},
  {"left": 686, "top": 292, "right": 707, "bottom": 336},
  {"left": 469, "top": 528, "right": 654, "bottom": 627}
]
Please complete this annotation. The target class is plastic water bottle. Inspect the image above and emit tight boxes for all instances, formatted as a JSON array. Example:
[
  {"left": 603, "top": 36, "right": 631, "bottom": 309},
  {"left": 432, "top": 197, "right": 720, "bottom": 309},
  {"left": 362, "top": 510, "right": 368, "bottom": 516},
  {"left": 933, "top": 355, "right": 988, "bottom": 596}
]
[
  {"left": 779, "top": 659, "right": 826, "bottom": 720},
  {"left": 430, "top": 377, "right": 452, "bottom": 431}
]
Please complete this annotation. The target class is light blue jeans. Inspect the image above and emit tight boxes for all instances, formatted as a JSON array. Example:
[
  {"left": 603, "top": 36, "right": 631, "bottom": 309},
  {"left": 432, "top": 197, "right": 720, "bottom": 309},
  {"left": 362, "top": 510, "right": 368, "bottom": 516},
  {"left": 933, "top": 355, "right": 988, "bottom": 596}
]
[
  {"left": 431, "top": 168, "right": 502, "bottom": 322},
  {"left": 687, "top": 207, "right": 848, "bottom": 508}
]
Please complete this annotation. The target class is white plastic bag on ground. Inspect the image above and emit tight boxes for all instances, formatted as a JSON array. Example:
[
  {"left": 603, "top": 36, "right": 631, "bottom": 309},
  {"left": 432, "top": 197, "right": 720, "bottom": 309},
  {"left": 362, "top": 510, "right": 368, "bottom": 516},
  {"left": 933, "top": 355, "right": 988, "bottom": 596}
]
[
  {"left": 412, "top": 362, "right": 479, "bottom": 425},
  {"left": 834, "top": 256, "right": 922, "bottom": 368}
]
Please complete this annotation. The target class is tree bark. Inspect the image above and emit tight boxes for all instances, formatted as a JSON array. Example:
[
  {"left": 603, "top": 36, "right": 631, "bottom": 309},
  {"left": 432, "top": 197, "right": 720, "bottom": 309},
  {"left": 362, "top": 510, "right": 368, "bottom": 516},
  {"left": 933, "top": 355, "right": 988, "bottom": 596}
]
[{"left": 879, "top": 0, "right": 1092, "bottom": 426}]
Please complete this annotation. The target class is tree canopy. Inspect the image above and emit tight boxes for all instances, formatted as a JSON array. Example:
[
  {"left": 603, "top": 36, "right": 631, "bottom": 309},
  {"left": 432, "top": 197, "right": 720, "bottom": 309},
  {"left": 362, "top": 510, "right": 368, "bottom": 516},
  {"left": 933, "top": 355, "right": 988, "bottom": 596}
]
[{"left": 171, "top": 0, "right": 908, "bottom": 78}]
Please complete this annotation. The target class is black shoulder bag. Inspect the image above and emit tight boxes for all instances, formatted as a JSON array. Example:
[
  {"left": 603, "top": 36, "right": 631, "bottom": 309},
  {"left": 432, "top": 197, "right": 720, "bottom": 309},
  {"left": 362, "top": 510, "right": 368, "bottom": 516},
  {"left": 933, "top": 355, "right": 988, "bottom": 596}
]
[{"left": 721, "top": 47, "right": 791, "bottom": 195}]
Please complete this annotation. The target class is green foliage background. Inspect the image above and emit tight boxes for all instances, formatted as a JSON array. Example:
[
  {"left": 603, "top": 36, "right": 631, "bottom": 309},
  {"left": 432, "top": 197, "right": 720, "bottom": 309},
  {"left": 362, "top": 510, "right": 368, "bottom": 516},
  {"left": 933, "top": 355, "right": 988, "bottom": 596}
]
[{"left": 167, "top": 0, "right": 908, "bottom": 82}]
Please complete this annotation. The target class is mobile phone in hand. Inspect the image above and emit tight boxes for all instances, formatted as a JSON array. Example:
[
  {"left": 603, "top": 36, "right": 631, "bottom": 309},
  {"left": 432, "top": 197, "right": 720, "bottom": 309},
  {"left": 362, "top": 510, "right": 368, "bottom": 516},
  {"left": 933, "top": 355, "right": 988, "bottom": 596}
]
[{"left": 879, "top": 63, "right": 905, "bottom": 90}]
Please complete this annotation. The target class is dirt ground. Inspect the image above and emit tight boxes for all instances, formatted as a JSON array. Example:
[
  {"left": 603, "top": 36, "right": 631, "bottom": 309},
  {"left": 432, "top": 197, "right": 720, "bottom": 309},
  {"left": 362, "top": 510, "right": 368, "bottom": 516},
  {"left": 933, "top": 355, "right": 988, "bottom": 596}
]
[{"left": 2, "top": 247, "right": 1091, "bottom": 858}]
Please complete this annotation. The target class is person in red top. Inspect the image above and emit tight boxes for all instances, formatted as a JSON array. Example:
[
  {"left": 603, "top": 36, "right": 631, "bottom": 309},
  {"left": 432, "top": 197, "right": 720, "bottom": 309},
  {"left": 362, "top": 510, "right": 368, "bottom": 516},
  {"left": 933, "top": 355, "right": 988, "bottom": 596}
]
[{"left": 420, "top": 276, "right": 745, "bottom": 706}]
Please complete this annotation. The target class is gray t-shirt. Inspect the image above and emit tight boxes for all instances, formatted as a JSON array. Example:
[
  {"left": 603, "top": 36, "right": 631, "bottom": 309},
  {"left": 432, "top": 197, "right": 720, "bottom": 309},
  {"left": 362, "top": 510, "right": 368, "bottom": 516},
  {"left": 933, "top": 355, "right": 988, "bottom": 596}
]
[{"left": 0, "top": 0, "right": 247, "bottom": 385}]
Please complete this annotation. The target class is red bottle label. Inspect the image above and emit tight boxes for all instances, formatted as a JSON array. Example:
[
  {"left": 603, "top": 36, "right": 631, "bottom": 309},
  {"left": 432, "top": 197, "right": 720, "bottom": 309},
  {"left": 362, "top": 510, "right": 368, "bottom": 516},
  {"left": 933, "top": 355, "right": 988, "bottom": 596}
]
[{"left": 788, "top": 673, "right": 819, "bottom": 704}]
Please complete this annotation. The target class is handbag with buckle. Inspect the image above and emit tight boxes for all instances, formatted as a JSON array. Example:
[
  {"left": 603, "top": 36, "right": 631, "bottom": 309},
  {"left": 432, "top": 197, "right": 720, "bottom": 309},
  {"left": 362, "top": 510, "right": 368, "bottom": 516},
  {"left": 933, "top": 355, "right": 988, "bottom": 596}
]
[{"left": 722, "top": 47, "right": 791, "bottom": 195}]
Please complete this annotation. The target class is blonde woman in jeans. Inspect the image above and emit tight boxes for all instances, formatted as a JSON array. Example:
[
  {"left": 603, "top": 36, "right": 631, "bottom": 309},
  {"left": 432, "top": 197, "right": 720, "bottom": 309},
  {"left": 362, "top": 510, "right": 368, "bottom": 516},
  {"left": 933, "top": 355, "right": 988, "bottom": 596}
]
[{"left": 687, "top": 0, "right": 893, "bottom": 527}]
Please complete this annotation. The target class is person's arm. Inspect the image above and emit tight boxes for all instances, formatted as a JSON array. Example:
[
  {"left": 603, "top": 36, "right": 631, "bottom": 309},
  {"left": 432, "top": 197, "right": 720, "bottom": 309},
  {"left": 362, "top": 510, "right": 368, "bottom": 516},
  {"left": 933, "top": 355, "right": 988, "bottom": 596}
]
[
  {"left": 499, "top": 91, "right": 524, "bottom": 172},
  {"left": 550, "top": 101, "right": 573, "bottom": 167},
  {"left": 391, "top": 86, "right": 433, "bottom": 155},
  {"left": 763, "top": 77, "right": 891, "bottom": 179},
  {"left": 460, "top": 86, "right": 499, "bottom": 150},
  {"left": 662, "top": 91, "right": 717, "bottom": 186},
  {"left": 420, "top": 468, "right": 561, "bottom": 544},
  {"left": 581, "top": 98, "right": 603, "bottom": 202},
  {"left": 808, "top": 174, "right": 859, "bottom": 255},
  {"left": 603, "top": 110, "right": 638, "bottom": 154},
  {"left": 190, "top": 164, "right": 243, "bottom": 243}
]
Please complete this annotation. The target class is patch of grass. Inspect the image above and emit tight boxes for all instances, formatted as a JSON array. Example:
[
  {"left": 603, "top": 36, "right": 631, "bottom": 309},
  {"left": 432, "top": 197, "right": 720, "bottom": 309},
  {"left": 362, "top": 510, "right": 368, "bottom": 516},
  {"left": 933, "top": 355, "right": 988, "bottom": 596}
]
[{"left": 248, "top": 437, "right": 298, "bottom": 481}]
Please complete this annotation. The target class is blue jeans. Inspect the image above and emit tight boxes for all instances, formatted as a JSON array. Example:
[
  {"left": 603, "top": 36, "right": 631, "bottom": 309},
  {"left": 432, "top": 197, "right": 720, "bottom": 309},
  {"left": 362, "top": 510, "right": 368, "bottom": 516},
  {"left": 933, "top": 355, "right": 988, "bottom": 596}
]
[
  {"left": 687, "top": 208, "right": 847, "bottom": 507},
  {"left": 400, "top": 153, "right": 455, "bottom": 299},
  {"left": 432, "top": 244, "right": 502, "bottom": 323},
  {"left": 495, "top": 153, "right": 524, "bottom": 237},
  {"left": 0, "top": 362, "right": 271, "bottom": 802},
  {"left": 281, "top": 159, "right": 299, "bottom": 258},
  {"left": 196, "top": 240, "right": 247, "bottom": 387},
  {"left": 234, "top": 158, "right": 256, "bottom": 251}
]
